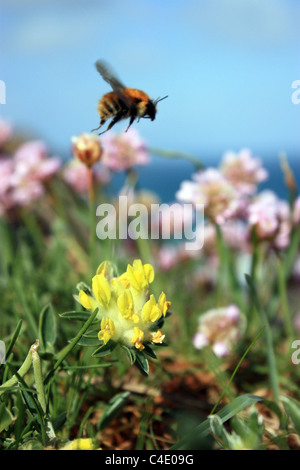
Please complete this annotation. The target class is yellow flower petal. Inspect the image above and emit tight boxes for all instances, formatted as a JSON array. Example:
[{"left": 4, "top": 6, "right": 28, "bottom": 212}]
[
  {"left": 78, "top": 290, "right": 97, "bottom": 311},
  {"left": 98, "top": 317, "right": 115, "bottom": 344},
  {"left": 117, "top": 289, "right": 134, "bottom": 319},
  {"left": 142, "top": 294, "right": 161, "bottom": 323},
  {"left": 131, "top": 327, "right": 145, "bottom": 351},
  {"left": 144, "top": 263, "right": 154, "bottom": 284},
  {"left": 158, "top": 292, "right": 171, "bottom": 317},
  {"left": 92, "top": 274, "right": 111, "bottom": 306},
  {"left": 126, "top": 260, "right": 155, "bottom": 291},
  {"left": 150, "top": 329, "right": 165, "bottom": 344}
]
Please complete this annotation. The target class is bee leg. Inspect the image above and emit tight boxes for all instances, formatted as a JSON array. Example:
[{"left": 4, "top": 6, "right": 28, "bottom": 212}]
[
  {"left": 98, "top": 111, "right": 124, "bottom": 135},
  {"left": 91, "top": 119, "right": 106, "bottom": 133},
  {"left": 125, "top": 114, "right": 136, "bottom": 132}
]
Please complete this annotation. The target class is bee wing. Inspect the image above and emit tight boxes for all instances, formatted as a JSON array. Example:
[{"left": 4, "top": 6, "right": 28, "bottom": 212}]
[
  {"left": 95, "top": 60, "right": 126, "bottom": 91},
  {"left": 95, "top": 60, "right": 135, "bottom": 112}
]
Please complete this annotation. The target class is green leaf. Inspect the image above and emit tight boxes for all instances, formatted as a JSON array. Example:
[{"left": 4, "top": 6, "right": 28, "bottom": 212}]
[
  {"left": 134, "top": 351, "right": 149, "bottom": 376},
  {"left": 98, "top": 391, "right": 130, "bottom": 431},
  {"left": 92, "top": 340, "right": 116, "bottom": 357},
  {"left": 6, "top": 363, "right": 47, "bottom": 443},
  {"left": 76, "top": 282, "right": 92, "bottom": 294},
  {"left": 62, "top": 363, "right": 112, "bottom": 370},
  {"left": 122, "top": 345, "right": 136, "bottom": 365},
  {"left": 209, "top": 415, "right": 231, "bottom": 449},
  {"left": 59, "top": 311, "right": 92, "bottom": 321},
  {"left": 44, "top": 308, "right": 99, "bottom": 385},
  {"left": 5, "top": 320, "right": 22, "bottom": 359},
  {"left": 39, "top": 304, "right": 57, "bottom": 351},
  {"left": 143, "top": 344, "right": 157, "bottom": 359},
  {"left": 171, "top": 394, "right": 264, "bottom": 450},
  {"left": 245, "top": 274, "right": 280, "bottom": 404},
  {"left": 52, "top": 411, "right": 67, "bottom": 432},
  {"left": 281, "top": 396, "right": 300, "bottom": 435},
  {"left": 0, "top": 403, "right": 13, "bottom": 433},
  {"left": 76, "top": 336, "right": 101, "bottom": 347}
]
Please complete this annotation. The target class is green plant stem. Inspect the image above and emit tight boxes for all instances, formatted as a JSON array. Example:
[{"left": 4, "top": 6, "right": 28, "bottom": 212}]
[
  {"left": 245, "top": 275, "right": 280, "bottom": 404},
  {"left": 87, "top": 166, "right": 96, "bottom": 273},
  {"left": 277, "top": 256, "right": 294, "bottom": 340},
  {"left": 210, "top": 326, "right": 265, "bottom": 415},
  {"left": 148, "top": 146, "right": 204, "bottom": 170},
  {"left": 31, "top": 341, "right": 47, "bottom": 413},
  {"left": 250, "top": 229, "right": 259, "bottom": 282},
  {"left": 31, "top": 341, "right": 56, "bottom": 442},
  {"left": 44, "top": 308, "right": 98, "bottom": 385},
  {"left": 215, "top": 223, "right": 231, "bottom": 300},
  {"left": 0, "top": 342, "right": 34, "bottom": 396}
]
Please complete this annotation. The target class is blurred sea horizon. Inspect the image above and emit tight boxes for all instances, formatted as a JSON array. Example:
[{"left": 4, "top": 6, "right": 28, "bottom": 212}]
[{"left": 107, "top": 151, "right": 299, "bottom": 203}]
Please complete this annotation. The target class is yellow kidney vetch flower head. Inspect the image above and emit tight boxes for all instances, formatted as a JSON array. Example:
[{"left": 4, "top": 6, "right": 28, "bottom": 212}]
[
  {"left": 74, "top": 259, "right": 171, "bottom": 375},
  {"left": 60, "top": 438, "right": 101, "bottom": 450}
]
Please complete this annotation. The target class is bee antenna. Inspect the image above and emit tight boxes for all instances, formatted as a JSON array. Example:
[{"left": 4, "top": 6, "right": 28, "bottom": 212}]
[{"left": 154, "top": 95, "right": 168, "bottom": 105}]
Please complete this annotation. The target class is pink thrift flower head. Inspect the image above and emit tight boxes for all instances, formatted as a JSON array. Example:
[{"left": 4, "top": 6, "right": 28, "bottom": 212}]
[
  {"left": 101, "top": 128, "right": 149, "bottom": 171},
  {"left": 193, "top": 332, "right": 209, "bottom": 350},
  {"left": 247, "top": 190, "right": 292, "bottom": 249},
  {"left": 62, "top": 159, "right": 110, "bottom": 194},
  {"left": 13, "top": 140, "right": 61, "bottom": 181},
  {"left": 0, "top": 140, "right": 61, "bottom": 216},
  {"left": 71, "top": 133, "right": 102, "bottom": 167},
  {"left": 203, "top": 221, "right": 250, "bottom": 255},
  {"left": 220, "top": 148, "right": 268, "bottom": 196},
  {"left": 212, "top": 342, "right": 229, "bottom": 357},
  {"left": 193, "top": 305, "right": 245, "bottom": 357},
  {"left": 176, "top": 168, "right": 238, "bottom": 225}
]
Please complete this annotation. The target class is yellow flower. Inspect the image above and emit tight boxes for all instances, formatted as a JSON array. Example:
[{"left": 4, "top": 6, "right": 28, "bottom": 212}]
[
  {"left": 60, "top": 438, "right": 101, "bottom": 450},
  {"left": 150, "top": 330, "right": 165, "bottom": 344},
  {"left": 117, "top": 289, "right": 139, "bottom": 322},
  {"left": 131, "top": 327, "right": 145, "bottom": 351},
  {"left": 98, "top": 317, "right": 115, "bottom": 344},
  {"left": 78, "top": 290, "right": 97, "bottom": 311},
  {"left": 158, "top": 292, "right": 172, "bottom": 317},
  {"left": 75, "top": 259, "right": 171, "bottom": 371},
  {"left": 92, "top": 274, "right": 111, "bottom": 306},
  {"left": 126, "top": 259, "right": 154, "bottom": 291},
  {"left": 142, "top": 294, "right": 162, "bottom": 323}
]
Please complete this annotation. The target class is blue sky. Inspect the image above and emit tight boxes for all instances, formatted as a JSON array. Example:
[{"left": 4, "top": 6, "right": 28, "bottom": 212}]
[{"left": 1, "top": 0, "right": 300, "bottom": 162}]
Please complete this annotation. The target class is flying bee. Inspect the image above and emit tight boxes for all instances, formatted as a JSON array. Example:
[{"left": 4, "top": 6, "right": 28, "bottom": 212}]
[{"left": 91, "top": 60, "right": 168, "bottom": 135}]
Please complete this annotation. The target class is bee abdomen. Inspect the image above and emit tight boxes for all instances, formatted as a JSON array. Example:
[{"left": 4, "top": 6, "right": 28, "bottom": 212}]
[{"left": 98, "top": 92, "right": 123, "bottom": 119}]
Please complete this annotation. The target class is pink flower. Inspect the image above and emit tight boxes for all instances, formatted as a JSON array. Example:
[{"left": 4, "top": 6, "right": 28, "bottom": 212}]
[
  {"left": 203, "top": 220, "right": 250, "bottom": 255},
  {"left": 101, "top": 129, "right": 149, "bottom": 171},
  {"left": 71, "top": 133, "right": 102, "bottom": 167},
  {"left": 0, "top": 140, "right": 61, "bottom": 217},
  {"left": 62, "top": 159, "right": 110, "bottom": 194},
  {"left": 247, "top": 190, "right": 291, "bottom": 249},
  {"left": 13, "top": 141, "right": 61, "bottom": 181},
  {"left": 193, "top": 305, "right": 245, "bottom": 357},
  {"left": 176, "top": 168, "right": 239, "bottom": 225},
  {"left": 220, "top": 148, "right": 268, "bottom": 195}
]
